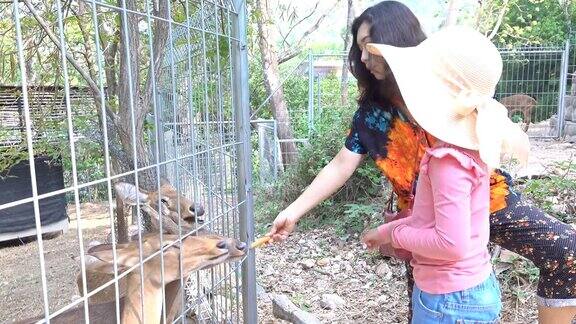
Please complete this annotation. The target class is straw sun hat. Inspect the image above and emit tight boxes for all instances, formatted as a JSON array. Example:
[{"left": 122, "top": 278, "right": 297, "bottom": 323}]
[{"left": 367, "top": 26, "right": 529, "bottom": 168}]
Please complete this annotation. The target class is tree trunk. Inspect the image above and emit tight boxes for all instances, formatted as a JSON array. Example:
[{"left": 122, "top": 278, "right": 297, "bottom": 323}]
[
  {"left": 255, "top": 0, "right": 298, "bottom": 166},
  {"left": 117, "top": 0, "right": 154, "bottom": 189},
  {"left": 340, "top": 0, "right": 354, "bottom": 106}
]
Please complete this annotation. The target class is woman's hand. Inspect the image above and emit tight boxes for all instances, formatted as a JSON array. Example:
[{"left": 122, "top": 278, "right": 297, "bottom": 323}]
[
  {"left": 266, "top": 210, "right": 299, "bottom": 242},
  {"left": 383, "top": 208, "right": 411, "bottom": 223}
]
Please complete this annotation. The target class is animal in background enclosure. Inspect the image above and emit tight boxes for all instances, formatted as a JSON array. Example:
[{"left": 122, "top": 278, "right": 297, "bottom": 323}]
[
  {"left": 498, "top": 94, "right": 537, "bottom": 132},
  {"left": 113, "top": 179, "right": 205, "bottom": 243},
  {"left": 18, "top": 233, "right": 247, "bottom": 324}
]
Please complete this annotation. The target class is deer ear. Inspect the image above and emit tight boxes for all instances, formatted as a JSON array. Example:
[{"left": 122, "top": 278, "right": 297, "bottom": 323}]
[
  {"left": 115, "top": 182, "right": 149, "bottom": 205},
  {"left": 85, "top": 244, "right": 130, "bottom": 274},
  {"left": 86, "top": 243, "right": 141, "bottom": 272},
  {"left": 160, "top": 178, "right": 176, "bottom": 190}
]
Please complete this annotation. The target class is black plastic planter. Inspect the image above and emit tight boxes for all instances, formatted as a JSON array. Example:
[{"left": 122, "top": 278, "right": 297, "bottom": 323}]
[{"left": 0, "top": 156, "right": 68, "bottom": 241}]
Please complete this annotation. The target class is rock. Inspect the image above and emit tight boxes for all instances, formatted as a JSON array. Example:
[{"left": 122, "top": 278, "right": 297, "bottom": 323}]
[
  {"left": 272, "top": 294, "right": 321, "bottom": 324},
  {"left": 564, "top": 102, "right": 575, "bottom": 122},
  {"left": 344, "top": 252, "right": 354, "bottom": 260},
  {"left": 316, "top": 258, "right": 330, "bottom": 266},
  {"left": 375, "top": 262, "right": 391, "bottom": 277},
  {"left": 300, "top": 259, "right": 315, "bottom": 270},
  {"left": 263, "top": 264, "right": 275, "bottom": 276},
  {"left": 319, "top": 294, "right": 345, "bottom": 310},
  {"left": 570, "top": 106, "right": 576, "bottom": 122},
  {"left": 549, "top": 115, "right": 558, "bottom": 136},
  {"left": 376, "top": 295, "right": 388, "bottom": 303},
  {"left": 256, "top": 284, "right": 270, "bottom": 302},
  {"left": 87, "top": 240, "right": 102, "bottom": 249},
  {"left": 566, "top": 135, "right": 576, "bottom": 143}
]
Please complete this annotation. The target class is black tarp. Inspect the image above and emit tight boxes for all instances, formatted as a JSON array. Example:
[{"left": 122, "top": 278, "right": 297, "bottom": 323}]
[{"left": 0, "top": 156, "right": 67, "bottom": 234}]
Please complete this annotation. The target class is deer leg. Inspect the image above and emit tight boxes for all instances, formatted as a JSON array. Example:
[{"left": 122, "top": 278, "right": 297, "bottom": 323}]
[
  {"left": 524, "top": 106, "right": 533, "bottom": 132},
  {"left": 165, "top": 280, "right": 185, "bottom": 323}
]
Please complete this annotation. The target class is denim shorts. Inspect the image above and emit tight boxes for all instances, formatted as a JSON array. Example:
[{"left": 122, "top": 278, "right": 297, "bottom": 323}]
[{"left": 412, "top": 273, "right": 502, "bottom": 324}]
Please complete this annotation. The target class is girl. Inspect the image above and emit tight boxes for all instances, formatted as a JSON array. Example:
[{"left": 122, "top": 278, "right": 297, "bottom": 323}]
[{"left": 360, "top": 26, "right": 527, "bottom": 323}]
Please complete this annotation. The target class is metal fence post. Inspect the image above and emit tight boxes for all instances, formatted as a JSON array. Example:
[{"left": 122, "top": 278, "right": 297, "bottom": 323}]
[
  {"left": 308, "top": 51, "right": 314, "bottom": 137},
  {"left": 273, "top": 119, "right": 279, "bottom": 180},
  {"left": 558, "top": 40, "right": 570, "bottom": 138},
  {"left": 231, "top": 0, "right": 257, "bottom": 323}
]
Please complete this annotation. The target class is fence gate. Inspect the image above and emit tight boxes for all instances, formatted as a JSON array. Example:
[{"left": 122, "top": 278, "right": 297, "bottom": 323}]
[
  {"left": 496, "top": 45, "right": 569, "bottom": 138},
  {"left": 1, "top": 0, "right": 256, "bottom": 323}
]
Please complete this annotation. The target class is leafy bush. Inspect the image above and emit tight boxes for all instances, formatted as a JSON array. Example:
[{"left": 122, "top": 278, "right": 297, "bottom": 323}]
[{"left": 520, "top": 160, "right": 576, "bottom": 224}]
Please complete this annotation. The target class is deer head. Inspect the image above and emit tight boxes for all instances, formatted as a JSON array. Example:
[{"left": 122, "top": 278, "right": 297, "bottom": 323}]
[
  {"left": 83, "top": 233, "right": 246, "bottom": 324},
  {"left": 114, "top": 179, "right": 205, "bottom": 234},
  {"left": 86, "top": 233, "right": 246, "bottom": 283},
  {"left": 21, "top": 234, "right": 246, "bottom": 324}
]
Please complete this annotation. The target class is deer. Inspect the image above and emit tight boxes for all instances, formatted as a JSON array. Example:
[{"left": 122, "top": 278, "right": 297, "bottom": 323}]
[
  {"left": 498, "top": 94, "right": 537, "bottom": 132},
  {"left": 113, "top": 179, "right": 205, "bottom": 243},
  {"left": 17, "top": 232, "right": 247, "bottom": 324},
  {"left": 82, "top": 180, "right": 213, "bottom": 314}
]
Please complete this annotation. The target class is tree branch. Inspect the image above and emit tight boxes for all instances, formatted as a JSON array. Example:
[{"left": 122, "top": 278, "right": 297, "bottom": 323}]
[
  {"left": 21, "top": 0, "right": 103, "bottom": 100},
  {"left": 278, "top": 48, "right": 302, "bottom": 64},
  {"left": 142, "top": 4, "right": 170, "bottom": 118},
  {"left": 294, "top": 0, "right": 341, "bottom": 49},
  {"left": 487, "top": 0, "right": 509, "bottom": 40},
  {"left": 281, "top": 2, "right": 319, "bottom": 46},
  {"left": 70, "top": 6, "right": 97, "bottom": 83}
]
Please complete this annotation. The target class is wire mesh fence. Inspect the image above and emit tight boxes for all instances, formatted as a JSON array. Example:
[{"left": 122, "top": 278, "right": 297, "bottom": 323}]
[
  {"left": 308, "top": 46, "right": 570, "bottom": 140},
  {"left": 496, "top": 45, "right": 568, "bottom": 138},
  {"left": 252, "top": 44, "right": 572, "bottom": 186},
  {"left": 251, "top": 119, "right": 278, "bottom": 185},
  {"left": 0, "top": 0, "right": 255, "bottom": 323}
]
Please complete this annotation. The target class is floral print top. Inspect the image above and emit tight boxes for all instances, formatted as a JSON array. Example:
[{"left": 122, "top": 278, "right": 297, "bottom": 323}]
[{"left": 345, "top": 103, "right": 513, "bottom": 213}]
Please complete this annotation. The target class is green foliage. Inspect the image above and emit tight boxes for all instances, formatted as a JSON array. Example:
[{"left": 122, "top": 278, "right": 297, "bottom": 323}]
[
  {"left": 521, "top": 160, "right": 576, "bottom": 224},
  {"left": 254, "top": 96, "right": 387, "bottom": 236},
  {"left": 477, "top": 0, "right": 576, "bottom": 122},
  {"left": 483, "top": 0, "right": 573, "bottom": 46}
]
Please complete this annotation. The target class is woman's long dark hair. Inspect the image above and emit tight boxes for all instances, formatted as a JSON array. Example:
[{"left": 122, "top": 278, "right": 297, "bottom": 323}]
[{"left": 349, "top": 1, "right": 427, "bottom": 106}]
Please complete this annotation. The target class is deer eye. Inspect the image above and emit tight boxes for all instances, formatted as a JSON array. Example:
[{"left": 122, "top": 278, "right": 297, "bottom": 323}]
[
  {"left": 216, "top": 241, "right": 227, "bottom": 249},
  {"left": 161, "top": 198, "right": 169, "bottom": 204}
]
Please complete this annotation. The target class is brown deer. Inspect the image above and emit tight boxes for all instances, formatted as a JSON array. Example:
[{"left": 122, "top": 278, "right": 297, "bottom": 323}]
[
  {"left": 114, "top": 179, "right": 205, "bottom": 243},
  {"left": 18, "top": 233, "right": 246, "bottom": 324},
  {"left": 498, "top": 94, "right": 537, "bottom": 132}
]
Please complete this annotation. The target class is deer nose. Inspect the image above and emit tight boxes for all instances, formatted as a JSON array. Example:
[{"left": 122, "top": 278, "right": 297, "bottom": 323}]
[
  {"left": 190, "top": 205, "right": 205, "bottom": 216},
  {"left": 236, "top": 241, "right": 246, "bottom": 251},
  {"left": 216, "top": 240, "right": 227, "bottom": 249}
]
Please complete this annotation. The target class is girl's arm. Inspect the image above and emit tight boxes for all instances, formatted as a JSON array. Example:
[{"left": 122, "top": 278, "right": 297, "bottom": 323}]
[{"left": 381, "top": 154, "right": 477, "bottom": 261}]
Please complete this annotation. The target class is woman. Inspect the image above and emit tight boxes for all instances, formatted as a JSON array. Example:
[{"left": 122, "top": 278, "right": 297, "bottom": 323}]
[{"left": 266, "top": 1, "right": 576, "bottom": 323}]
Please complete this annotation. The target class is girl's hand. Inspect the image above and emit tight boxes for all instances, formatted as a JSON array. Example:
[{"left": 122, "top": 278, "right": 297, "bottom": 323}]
[{"left": 361, "top": 227, "right": 391, "bottom": 250}]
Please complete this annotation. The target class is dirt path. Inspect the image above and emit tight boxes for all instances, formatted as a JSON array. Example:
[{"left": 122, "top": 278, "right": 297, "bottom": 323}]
[
  {"left": 254, "top": 139, "right": 576, "bottom": 324},
  {"left": 0, "top": 203, "right": 110, "bottom": 322}
]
